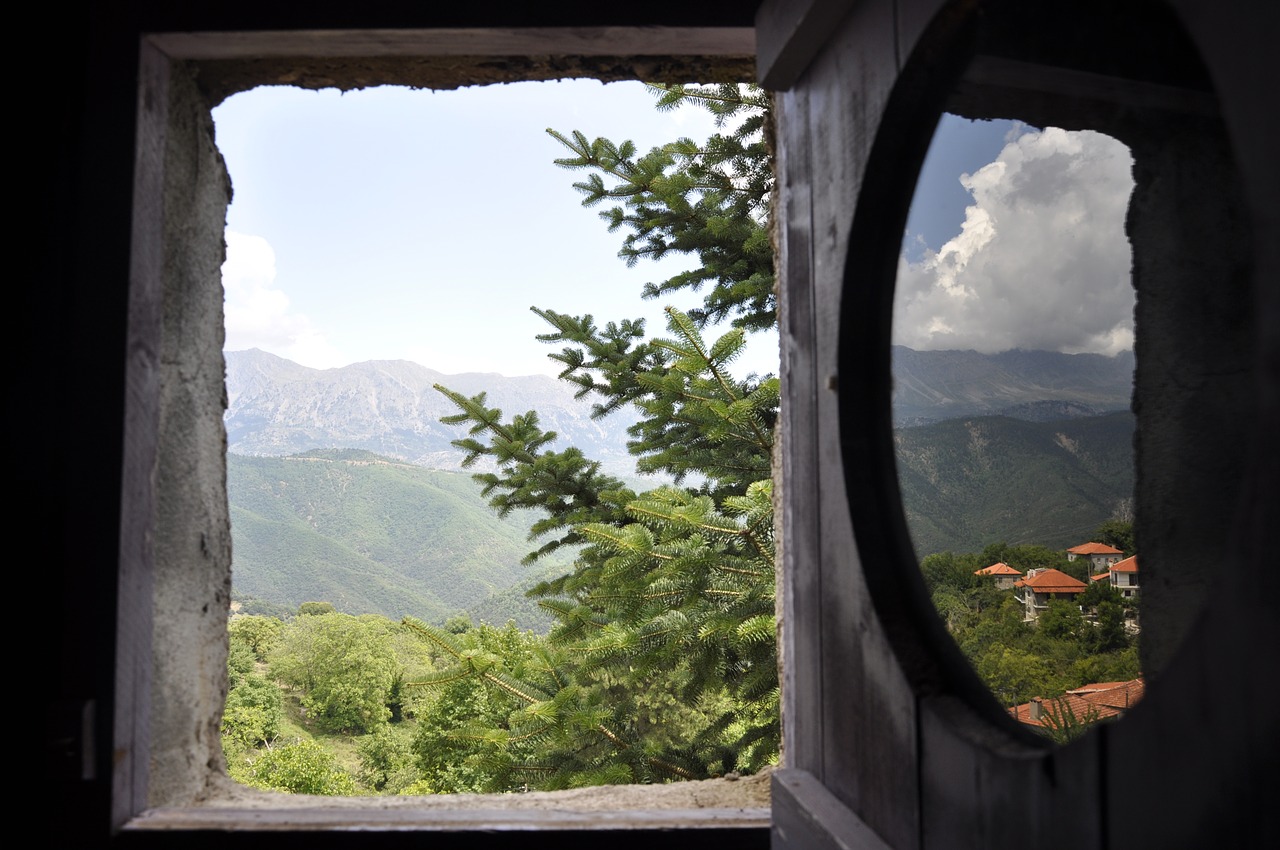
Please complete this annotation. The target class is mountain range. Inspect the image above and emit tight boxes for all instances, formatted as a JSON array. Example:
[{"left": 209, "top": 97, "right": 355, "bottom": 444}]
[
  {"left": 226, "top": 346, "right": 1135, "bottom": 469},
  {"left": 223, "top": 346, "right": 1135, "bottom": 623},
  {"left": 226, "top": 348, "right": 641, "bottom": 478}
]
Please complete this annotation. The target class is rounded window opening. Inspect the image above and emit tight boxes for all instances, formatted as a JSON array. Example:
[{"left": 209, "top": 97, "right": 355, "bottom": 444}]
[
  {"left": 892, "top": 114, "right": 1140, "bottom": 745},
  {"left": 839, "top": 0, "right": 1251, "bottom": 751}
]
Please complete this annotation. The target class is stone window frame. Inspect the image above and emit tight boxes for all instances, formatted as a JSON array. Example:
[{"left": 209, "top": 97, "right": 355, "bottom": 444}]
[{"left": 114, "top": 24, "right": 776, "bottom": 843}]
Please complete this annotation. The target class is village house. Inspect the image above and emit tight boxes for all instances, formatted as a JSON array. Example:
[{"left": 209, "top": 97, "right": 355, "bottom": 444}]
[
  {"left": 1106, "top": 554, "right": 1139, "bottom": 599},
  {"left": 1091, "top": 554, "right": 1141, "bottom": 633},
  {"left": 1013, "top": 567, "right": 1089, "bottom": 621},
  {"left": 1010, "top": 678, "right": 1146, "bottom": 730},
  {"left": 974, "top": 561, "right": 1023, "bottom": 589},
  {"left": 1066, "top": 541, "right": 1125, "bottom": 571}
]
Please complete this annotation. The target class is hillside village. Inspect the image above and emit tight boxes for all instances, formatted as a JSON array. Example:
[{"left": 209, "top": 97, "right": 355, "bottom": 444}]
[
  {"left": 975, "top": 540, "right": 1139, "bottom": 629},
  {"left": 972, "top": 539, "right": 1144, "bottom": 736}
]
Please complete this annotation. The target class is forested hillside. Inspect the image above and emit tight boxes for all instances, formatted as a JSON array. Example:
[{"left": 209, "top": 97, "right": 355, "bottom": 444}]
[
  {"left": 895, "top": 410, "right": 1134, "bottom": 556},
  {"left": 228, "top": 411, "right": 1135, "bottom": 624},
  {"left": 228, "top": 449, "right": 572, "bottom": 623}
]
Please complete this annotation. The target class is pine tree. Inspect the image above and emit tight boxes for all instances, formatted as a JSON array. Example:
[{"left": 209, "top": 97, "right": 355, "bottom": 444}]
[{"left": 406, "top": 84, "right": 778, "bottom": 788}]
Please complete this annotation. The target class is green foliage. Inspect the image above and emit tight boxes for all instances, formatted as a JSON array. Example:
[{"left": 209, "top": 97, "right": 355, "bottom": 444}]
[
  {"left": 408, "top": 84, "right": 779, "bottom": 789},
  {"left": 222, "top": 677, "right": 284, "bottom": 750},
  {"left": 229, "top": 614, "right": 285, "bottom": 660},
  {"left": 356, "top": 725, "right": 418, "bottom": 793},
  {"left": 222, "top": 629, "right": 285, "bottom": 751},
  {"left": 1071, "top": 645, "right": 1140, "bottom": 685},
  {"left": 268, "top": 613, "right": 403, "bottom": 734},
  {"left": 548, "top": 83, "right": 774, "bottom": 333},
  {"left": 298, "top": 601, "right": 337, "bottom": 617},
  {"left": 1093, "top": 518, "right": 1135, "bottom": 556},
  {"left": 406, "top": 621, "right": 546, "bottom": 793},
  {"left": 1078, "top": 578, "right": 1121, "bottom": 611},
  {"left": 1038, "top": 698, "right": 1104, "bottom": 745},
  {"left": 232, "top": 593, "right": 294, "bottom": 619},
  {"left": 976, "top": 646, "right": 1058, "bottom": 706},
  {"left": 231, "top": 738, "right": 358, "bottom": 795},
  {"left": 1088, "top": 600, "right": 1128, "bottom": 653},
  {"left": 1038, "top": 599, "right": 1085, "bottom": 641}
]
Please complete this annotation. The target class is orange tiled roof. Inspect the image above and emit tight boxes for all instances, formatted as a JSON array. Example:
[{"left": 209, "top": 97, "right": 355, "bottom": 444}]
[
  {"left": 1009, "top": 678, "right": 1144, "bottom": 728},
  {"left": 1068, "top": 679, "right": 1145, "bottom": 710},
  {"left": 1067, "top": 541, "right": 1123, "bottom": 555},
  {"left": 975, "top": 562, "right": 1022, "bottom": 576},
  {"left": 1090, "top": 572, "right": 1110, "bottom": 582},
  {"left": 1110, "top": 555, "right": 1138, "bottom": 573},
  {"left": 1016, "top": 568, "right": 1087, "bottom": 593}
]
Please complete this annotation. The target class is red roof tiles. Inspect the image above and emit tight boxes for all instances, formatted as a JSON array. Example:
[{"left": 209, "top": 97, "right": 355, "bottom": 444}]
[
  {"left": 1010, "top": 678, "right": 1145, "bottom": 728},
  {"left": 1014, "top": 568, "right": 1088, "bottom": 593},
  {"left": 1110, "top": 555, "right": 1138, "bottom": 573},
  {"left": 1067, "top": 541, "right": 1124, "bottom": 555},
  {"left": 975, "top": 562, "right": 1022, "bottom": 576}
]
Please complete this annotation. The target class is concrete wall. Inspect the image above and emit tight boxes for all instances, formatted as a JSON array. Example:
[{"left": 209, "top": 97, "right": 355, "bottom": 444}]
[{"left": 150, "top": 61, "right": 236, "bottom": 806}]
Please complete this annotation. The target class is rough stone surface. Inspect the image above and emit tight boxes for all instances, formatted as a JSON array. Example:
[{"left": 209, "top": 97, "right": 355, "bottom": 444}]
[
  {"left": 196, "top": 56, "right": 756, "bottom": 106},
  {"left": 194, "top": 766, "right": 773, "bottom": 811}
]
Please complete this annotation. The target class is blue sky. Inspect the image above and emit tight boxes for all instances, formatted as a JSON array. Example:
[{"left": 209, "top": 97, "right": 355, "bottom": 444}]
[{"left": 214, "top": 81, "right": 1135, "bottom": 377}]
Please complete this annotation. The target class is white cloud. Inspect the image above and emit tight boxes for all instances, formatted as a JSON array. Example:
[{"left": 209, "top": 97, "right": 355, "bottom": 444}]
[
  {"left": 894, "top": 127, "right": 1135, "bottom": 355},
  {"left": 221, "top": 231, "right": 347, "bottom": 367}
]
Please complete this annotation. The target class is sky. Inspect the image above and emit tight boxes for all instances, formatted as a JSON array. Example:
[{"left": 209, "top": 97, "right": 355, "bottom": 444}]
[{"left": 213, "top": 80, "right": 1136, "bottom": 379}]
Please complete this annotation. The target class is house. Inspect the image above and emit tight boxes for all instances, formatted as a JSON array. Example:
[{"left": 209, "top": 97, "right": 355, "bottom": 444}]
[
  {"left": 1089, "top": 555, "right": 1140, "bottom": 633},
  {"left": 1066, "top": 541, "right": 1125, "bottom": 571},
  {"left": 974, "top": 561, "right": 1022, "bottom": 589},
  {"left": 1108, "top": 555, "right": 1140, "bottom": 599},
  {"left": 1013, "top": 568, "right": 1089, "bottom": 621},
  {"left": 1010, "top": 678, "right": 1145, "bottom": 730}
]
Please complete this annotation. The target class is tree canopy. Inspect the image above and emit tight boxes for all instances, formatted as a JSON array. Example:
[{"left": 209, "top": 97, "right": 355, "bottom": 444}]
[{"left": 411, "top": 83, "right": 780, "bottom": 789}]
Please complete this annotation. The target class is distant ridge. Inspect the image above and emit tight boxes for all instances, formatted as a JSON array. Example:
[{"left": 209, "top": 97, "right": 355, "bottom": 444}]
[
  {"left": 227, "top": 346, "right": 1136, "bottom": 455},
  {"left": 891, "top": 346, "right": 1134, "bottom": 426}
]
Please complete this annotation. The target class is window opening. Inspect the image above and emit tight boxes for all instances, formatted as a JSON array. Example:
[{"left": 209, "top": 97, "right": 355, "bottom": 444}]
[
  {"left": 892, "top": 113, "right": 1141, "bottom": 743},
  {"left": 211, "top": 79, "right": 781, "bottom": 798}
]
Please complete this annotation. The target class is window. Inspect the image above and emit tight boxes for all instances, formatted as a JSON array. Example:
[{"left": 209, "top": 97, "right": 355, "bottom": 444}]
[{"left": 115, "top": 24, "right": 772, "bottom": 842}]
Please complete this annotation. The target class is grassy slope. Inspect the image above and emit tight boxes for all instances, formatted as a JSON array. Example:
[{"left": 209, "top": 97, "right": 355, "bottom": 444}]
[{"left": 228, "top": 451, "right": 572, "bottom": 620}]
